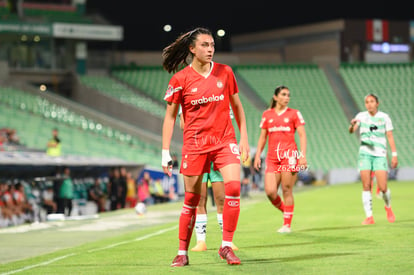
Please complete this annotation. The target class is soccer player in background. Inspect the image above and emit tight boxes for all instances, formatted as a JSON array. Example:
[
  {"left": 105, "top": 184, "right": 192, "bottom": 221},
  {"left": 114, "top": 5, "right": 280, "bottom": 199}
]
[
  {"left": 349, "top": 93, "right": 398, "bottom": 225},
  {"left": 253, "top": 85, "right": 307, "bottom": 233},
  {"left": 161, "top": 27, "right": 249, "bottom": 267}
]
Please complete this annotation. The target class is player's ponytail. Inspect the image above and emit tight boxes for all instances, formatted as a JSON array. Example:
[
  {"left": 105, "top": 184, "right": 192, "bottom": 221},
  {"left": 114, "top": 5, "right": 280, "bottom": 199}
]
[
  {"left": 162, "top": 27, "right": 212, "bottom": 73},
  {"left": 270, "top": 85, "right": 289, "bottom": 108}
]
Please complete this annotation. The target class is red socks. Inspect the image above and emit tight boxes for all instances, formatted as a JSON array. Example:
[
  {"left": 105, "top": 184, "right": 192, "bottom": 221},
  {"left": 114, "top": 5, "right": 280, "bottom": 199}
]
[
  {"left": 283, "top": 204, "right": 294, "bottom": 227},
  {"left": 222, "top": 181, "right": 240, "bottom": 242},
  {"left": 271, "top": 196, "right": 285, "bottom": 212},
  {"left": 178, "top": 192, "right": 200, "bottom": 251}
]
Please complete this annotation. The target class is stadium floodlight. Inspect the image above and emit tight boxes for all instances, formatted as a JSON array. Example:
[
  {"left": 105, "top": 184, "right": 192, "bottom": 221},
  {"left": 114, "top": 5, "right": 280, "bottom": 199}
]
[
  {"left": 217, "top": 29, "right": 225, "bottom": 37},
  {"left": 163, "top": 24, "right": 172, "bottom": 32}
]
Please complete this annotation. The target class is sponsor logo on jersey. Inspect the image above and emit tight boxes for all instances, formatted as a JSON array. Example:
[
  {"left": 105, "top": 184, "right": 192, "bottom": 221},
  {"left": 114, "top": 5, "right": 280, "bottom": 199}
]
[
  {"left": 268, "top": 126, "right": 291, "bottom": 132},
  {"left": 191, "top": 94, "right": 225, "bottom": 105}
]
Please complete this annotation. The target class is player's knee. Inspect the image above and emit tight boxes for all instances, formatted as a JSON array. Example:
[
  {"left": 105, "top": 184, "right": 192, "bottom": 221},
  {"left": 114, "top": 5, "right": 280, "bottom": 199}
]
[
  {"left": 184, "top": 192, "right": 201, "bottom": 207},
  {"left": 224, "top": 181, "right": 240, "bottom": 197}
]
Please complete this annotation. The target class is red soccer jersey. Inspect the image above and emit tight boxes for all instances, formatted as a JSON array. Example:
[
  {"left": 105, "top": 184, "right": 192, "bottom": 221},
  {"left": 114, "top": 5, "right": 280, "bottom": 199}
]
[
  {"left": 259, "top": 107, "right": 305, "bottom": 161},
  {"left": 164, "top": 62, "right": 238, "bottom": 155}
]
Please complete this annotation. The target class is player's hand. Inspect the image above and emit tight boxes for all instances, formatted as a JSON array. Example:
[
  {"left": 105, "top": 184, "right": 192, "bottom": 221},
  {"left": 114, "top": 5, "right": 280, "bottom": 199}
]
[
  {"left": 391, "top": 156, "right": 398, "bottom": 169},
  {"left": 239, "top": 139, "right": 250, "bottom": 163},
  {"left": 298, "top": 156, "right": 307, "bottom": 170},
  {"left": 253, "top": 154, "right": 261, "bottom": 171},
  {"left": 350, "top": 119, "right": 358, "bottom": 126},
  {"left": 162, "top": 149, "right": 173, "bottom": 176}
]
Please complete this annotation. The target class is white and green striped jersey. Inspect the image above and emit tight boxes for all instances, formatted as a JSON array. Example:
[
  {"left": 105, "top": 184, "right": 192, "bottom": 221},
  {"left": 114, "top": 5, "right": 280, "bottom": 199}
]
[{"left": 354, "top": 111, "right": 393, "bottom": 157}]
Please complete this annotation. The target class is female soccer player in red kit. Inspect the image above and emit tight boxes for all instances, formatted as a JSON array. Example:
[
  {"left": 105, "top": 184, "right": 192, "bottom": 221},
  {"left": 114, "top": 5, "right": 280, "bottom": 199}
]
[
  {"left": 161, "top": 27, "right": 249, "bottom": 267},
  {"left": 254, "top": 85, "right": 307, "bottom": 233}
]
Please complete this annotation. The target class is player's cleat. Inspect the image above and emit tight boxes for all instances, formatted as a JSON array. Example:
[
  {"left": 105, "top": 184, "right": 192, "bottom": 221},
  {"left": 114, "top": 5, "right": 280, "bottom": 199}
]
[
  {"left": 231, "top": 242, "right": 239, "bottom": 251},
  {"left": 190, "top": 240, "right": 207, "bottom": 252},
  {"left": 170, "top": 255, "right": 189, "bottom": 267},
  {"left": 362, "top": 216, "right": 375, "bottom": 225},
  {"left": 277, "top": 224, "right": 292, "bottom": 233},
  {"left": 385, "top": 206, "right": 395, "bottom": 223},
  {"left": 218, "top": 246, "right": 241, "bottom": 265}
]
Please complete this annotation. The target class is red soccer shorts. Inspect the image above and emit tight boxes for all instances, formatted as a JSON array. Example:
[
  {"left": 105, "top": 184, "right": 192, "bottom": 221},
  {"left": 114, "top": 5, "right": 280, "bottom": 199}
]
[
  {"left": 180, "top": 143, "right": 241, "bottom": 176},
  {"left": 265, "top": 156, "right": 299, "bottom": 174}
]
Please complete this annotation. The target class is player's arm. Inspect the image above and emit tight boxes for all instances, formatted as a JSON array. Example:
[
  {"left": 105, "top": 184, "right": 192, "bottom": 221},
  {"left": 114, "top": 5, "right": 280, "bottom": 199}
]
[
  {"left": 230, "top": 93, "right": 250, "bottom": 162},
  {"left": 386, "top": 130, "right": 398, "bottom": 169},
  {"left": 179, "top": 111, "right": 184, "bottom": 130},
  {"left": 349, "top": 118, "right": 359, "bottom": 133},
  {"left": 254, "top": 128, "right": 267, "bottom": 171},
  {"left": 296, "top": 125, "right": 307, "bottom": 168},
  {"left": 162, "top": 102, "right": 179, "bottom": 175}
]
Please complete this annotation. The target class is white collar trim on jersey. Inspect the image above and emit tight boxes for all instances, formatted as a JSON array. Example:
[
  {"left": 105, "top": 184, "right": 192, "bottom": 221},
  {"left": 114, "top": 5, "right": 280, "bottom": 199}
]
[
  {"left": 275, "top": 107, "right": 288, "bottom": 116},
  {"left": 190, "top": 62, "right": 214, "bottom": 78}
]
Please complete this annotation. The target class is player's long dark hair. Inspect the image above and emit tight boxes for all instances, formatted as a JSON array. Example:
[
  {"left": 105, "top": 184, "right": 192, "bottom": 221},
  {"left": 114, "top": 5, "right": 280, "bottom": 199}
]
[
  {"left": 162, "top": 27, "right": 212, "bottom": 73},
  {"left": 270, "top": 85, "right": 289, "bottom": 108}
]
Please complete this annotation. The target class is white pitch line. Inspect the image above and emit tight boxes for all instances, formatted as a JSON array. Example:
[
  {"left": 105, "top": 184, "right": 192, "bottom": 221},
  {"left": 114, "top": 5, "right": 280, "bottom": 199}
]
[
  {"left": 88, "top": 224, "right": 178, "bottom": 252},
  {"left": 1, "top": 225, "right": 178, "bottom": 275},
  {"left": 0, "top": 253, "right": 77, "bottom": 275}
]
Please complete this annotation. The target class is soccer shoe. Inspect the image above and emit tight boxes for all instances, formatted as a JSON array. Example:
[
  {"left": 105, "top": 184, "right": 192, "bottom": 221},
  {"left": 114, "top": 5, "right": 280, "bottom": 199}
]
[
  {"left": 362, "top": 216, "right": 375, "bottom": 225},
  {"left": 190, "top": 240, "right": 207, "bottom": 252},
  {"left": 277, "top": 224, "right": 292, "bottom": 233},
  {"left": 385, "top": 206, "right": 395, "bottom": 223},
  {"left": 218, "top": 246, "right": 241, "bottom": 265},
  {"left": 231, "top": 242, "right": 239, "bottom": 251},
  {"left": 170, "top": 255, "right": 189, "bottom": 267}
]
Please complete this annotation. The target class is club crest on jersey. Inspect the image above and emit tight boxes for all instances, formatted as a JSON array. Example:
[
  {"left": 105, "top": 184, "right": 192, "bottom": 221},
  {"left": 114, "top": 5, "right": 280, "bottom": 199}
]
[
  {"left": 284, "top": 118, "right": 289, "bottom": 123},
  {"left": 229, "top": 143, "right": 240, "bottom": 156},
  {"left": 183, "top": 160, "right": 187, "bottom": 169},
  {"left": 164, "top": 85, "right": 182, "bottom": 100},
  {"left": 217, "top": 80, "right": 223, "bottom": 88}
]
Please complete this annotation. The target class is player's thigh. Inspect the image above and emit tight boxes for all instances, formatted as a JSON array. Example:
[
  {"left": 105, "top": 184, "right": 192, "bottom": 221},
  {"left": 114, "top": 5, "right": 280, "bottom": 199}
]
[
  {"left": 183, "top": 175, "right": 204, "bottom": 194},
  {"left": 264, "top": 172, "right": 279, "bottom": 195}
]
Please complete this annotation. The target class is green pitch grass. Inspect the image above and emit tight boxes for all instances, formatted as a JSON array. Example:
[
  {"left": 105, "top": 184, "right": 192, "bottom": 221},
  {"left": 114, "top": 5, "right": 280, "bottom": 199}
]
[{"left": 1, "top": 180, "right": 413, "bottom": 275}]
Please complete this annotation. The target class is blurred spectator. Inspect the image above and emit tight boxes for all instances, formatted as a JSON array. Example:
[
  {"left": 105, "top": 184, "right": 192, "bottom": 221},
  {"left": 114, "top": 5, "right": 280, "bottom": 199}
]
[
  {"left": 108, "top": 167, "right": 122, "bottom": 210},
  {"left": 12, "top": 182, "right": 33, "bottom": 222},
  {"left": 137, "top": 172, "right": 153, "bottom": 205},
  {"left": 162, "top": 174, "right": 177, "bottom": 202},
  {"left": 6, "top": 128, "right": 20, "bottom": 145},
  {"left": 42, "top": 183, "right": 57, "bottom": 214},
  {"left": 150, "top": 179, "right": 169, "bottom": 204},
  {"left": 119, "top": 167, "right": 128, "bottom": 208},
  {"left": 125, "top": 171, "right": 137, "bottom": 208},
  {"left": 0, "top": 181, "right": 15, "bottom": 227},
  {"left": 0, "top": 127, "right": 20, "bottom": 150},
  {"left": 241, "top": 153, "right": 253, "bottom": 198},
  {"left": 252, "top": 154, "right": 264, "bottom": 190},
  {"left": 57, "top": 167, "right": 74, "bottom": 216},
  {"left": 88, "top": 178, "right": 106, "bottom": 213},
  {"left": 46, "top": 128, "right": 61, "bottom": 157}
]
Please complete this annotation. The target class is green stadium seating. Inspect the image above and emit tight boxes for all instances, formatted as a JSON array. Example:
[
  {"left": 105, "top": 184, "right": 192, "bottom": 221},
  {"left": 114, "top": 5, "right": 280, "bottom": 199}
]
[
  {"left": 0, "top": 87, "right": 160, "bottom": 166},
  {"left": 234, "top": 64, "right": 360, "bottom": 172},
  {"left": 79, "top": 75, "right": 165, "bottom": 118}
]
